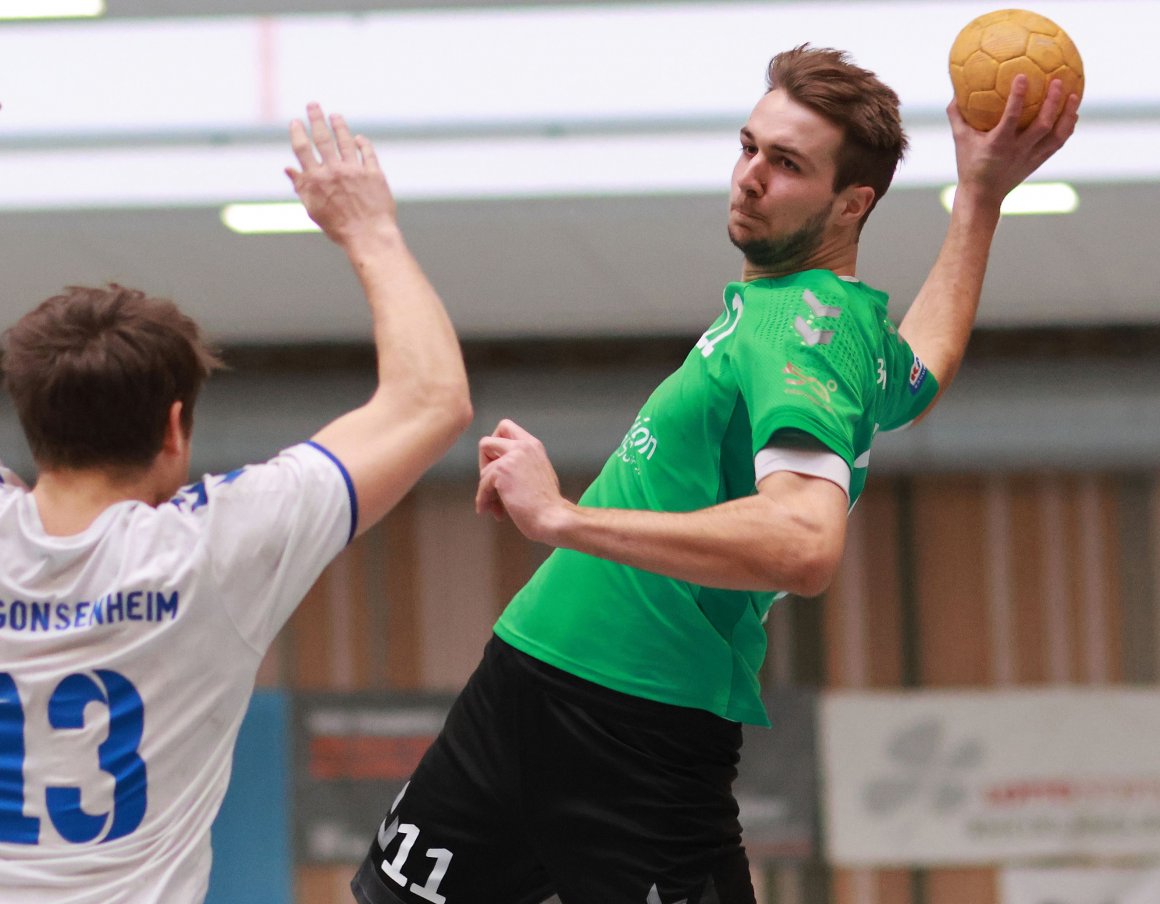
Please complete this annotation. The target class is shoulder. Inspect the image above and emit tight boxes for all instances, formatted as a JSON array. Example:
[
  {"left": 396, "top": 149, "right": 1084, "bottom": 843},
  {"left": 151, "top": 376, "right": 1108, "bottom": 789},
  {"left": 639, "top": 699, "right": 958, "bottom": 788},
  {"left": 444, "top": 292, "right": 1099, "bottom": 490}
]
[
  {"left": 0, "top": 462, "right": 30, "bottom": 493},
  {"left": 164, "top": 441, "right": 355, "bottom": 546},
  {"left": 168, "top": 443, "right": 346, "bottom": 513}
]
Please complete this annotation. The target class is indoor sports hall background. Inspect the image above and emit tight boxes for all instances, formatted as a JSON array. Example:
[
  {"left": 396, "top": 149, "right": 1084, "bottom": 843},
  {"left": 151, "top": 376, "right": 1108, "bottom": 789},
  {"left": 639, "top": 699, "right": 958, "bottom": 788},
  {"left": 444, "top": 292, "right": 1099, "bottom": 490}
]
[{"left": 2, "top": 1, "right": 1159, "bottom": 902}]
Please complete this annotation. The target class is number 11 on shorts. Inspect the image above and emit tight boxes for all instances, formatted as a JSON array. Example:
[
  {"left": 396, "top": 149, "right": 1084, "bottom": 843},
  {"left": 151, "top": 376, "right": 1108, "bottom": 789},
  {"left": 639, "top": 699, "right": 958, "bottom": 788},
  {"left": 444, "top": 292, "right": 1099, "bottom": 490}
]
[{"left": 376, "top": 784, "right": 452, "bottom": 904}]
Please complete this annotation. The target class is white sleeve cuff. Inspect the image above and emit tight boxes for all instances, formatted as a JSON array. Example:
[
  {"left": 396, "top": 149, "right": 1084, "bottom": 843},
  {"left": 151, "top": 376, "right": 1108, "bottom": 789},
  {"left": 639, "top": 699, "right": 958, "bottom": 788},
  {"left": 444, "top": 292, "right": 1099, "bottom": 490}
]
[{"left": 754, "top": 445, "right": 851, "bottom": 499}]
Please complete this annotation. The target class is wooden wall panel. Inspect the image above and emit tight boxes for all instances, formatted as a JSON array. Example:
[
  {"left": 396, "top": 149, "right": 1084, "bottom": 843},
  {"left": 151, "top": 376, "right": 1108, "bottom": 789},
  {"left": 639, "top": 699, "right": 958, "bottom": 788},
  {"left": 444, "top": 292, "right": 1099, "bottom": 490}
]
[
  {"left": 824, "top": 480, "right": 906, "bottom": 689},
  {"left": 911, "top": 477, "right": 991, "bottom": 687},
  {"left": 924, "top": 868, "right": 997, "bottom": 904},
  {"left": 382, "top": 493, "right": 423, "bottom": 689},
  {"left": 1008, "top": 477, "right": 1050, "bottom": 683},
  {"left": 297, "top": 865, "right": 354, "bottom": 904},
  {"left": 415, "top": 482, "right": 501, "bottom": 689},
  {"left": 287, "top": 575, "right": 337, "bottom": 690},
  {"left": 831, "top": 867, "right": 915, "bottom": 904},
  {"left": 1084, "top": 477, "right": 1123, "bottom": 683},
  {"left": 909, "top": 478, "right": 999, "bottom": 904},
  {"left": 492, "top": 517, "right": 543, "bottom": 616}
]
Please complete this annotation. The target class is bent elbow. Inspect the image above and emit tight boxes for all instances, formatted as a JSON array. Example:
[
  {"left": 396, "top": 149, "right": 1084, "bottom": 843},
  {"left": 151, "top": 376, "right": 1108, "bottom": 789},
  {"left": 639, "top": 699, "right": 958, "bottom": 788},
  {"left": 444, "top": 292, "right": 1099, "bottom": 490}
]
[
  {"left": 789, "top": 558, "right": 839, "bottom": 599},
  {"left": 451, "top": 394, "right": 474, "bottom": 436},
  {"left": 431, "top": 383, "right": 474, "bottom": 444},
  {"left": 775, "top": 539, "right": 842, "bottom": 599}
]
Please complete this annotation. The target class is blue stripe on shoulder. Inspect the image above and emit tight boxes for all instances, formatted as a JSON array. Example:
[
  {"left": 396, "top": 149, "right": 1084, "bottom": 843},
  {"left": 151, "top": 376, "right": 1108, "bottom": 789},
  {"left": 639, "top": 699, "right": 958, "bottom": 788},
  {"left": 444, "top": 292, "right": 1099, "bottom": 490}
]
[{"left": 305, "top": 441, "right": 358, "bottom": 545}]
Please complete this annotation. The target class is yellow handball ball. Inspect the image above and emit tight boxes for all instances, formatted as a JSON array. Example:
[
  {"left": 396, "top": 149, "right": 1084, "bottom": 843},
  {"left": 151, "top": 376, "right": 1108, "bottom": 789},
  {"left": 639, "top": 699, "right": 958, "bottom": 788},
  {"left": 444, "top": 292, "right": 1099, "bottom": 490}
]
[{"left": 949, "top": 8, "right": 1084, "bottom": 131}]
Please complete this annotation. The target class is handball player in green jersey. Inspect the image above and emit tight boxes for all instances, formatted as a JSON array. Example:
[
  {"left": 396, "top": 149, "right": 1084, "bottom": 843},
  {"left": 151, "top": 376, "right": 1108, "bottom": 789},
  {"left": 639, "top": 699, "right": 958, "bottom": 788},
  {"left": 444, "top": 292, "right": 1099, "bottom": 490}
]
[{"left": 353, "top": 46, "right": 1079, "bottom": 904}]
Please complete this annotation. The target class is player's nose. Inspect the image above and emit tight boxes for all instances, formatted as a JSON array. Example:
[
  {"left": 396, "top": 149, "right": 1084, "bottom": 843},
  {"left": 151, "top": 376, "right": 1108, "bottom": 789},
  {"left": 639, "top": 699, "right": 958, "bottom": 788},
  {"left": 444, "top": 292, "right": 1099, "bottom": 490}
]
[{"left": 737, "top": 156, "right": 767, "bottom": 197}]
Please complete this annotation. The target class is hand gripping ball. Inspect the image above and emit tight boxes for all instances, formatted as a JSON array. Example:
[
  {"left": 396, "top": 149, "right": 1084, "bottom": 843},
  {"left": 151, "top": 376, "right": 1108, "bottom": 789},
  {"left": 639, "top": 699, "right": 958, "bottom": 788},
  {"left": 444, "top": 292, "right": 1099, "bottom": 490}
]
[{"left": 949, "top": 8, "right": 1084, "bottom": 130}]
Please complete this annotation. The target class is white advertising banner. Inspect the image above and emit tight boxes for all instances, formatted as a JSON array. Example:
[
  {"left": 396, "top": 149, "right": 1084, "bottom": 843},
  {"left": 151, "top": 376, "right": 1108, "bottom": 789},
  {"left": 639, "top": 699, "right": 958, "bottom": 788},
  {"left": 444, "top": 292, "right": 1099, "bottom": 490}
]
[
  {"left": 821, "top": 689, "right": 1160, "bottom": 866},
  {"left": 1001, "top": 867, "right": 1160, "bottom": 904}
]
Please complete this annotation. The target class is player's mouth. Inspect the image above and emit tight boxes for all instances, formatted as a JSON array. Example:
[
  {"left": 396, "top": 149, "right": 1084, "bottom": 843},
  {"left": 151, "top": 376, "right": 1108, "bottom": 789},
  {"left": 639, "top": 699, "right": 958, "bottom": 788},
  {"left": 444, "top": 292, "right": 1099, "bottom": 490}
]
[{"left": 730, "top": 205, "right": 764, "bottom": 224}]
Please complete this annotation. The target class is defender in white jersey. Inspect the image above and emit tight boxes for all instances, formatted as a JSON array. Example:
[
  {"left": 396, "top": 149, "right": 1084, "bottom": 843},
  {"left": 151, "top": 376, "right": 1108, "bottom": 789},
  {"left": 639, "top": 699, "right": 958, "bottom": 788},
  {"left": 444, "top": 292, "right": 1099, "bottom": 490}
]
[{"left": 0, "top": 104, "right": 472, "bottom": 903}]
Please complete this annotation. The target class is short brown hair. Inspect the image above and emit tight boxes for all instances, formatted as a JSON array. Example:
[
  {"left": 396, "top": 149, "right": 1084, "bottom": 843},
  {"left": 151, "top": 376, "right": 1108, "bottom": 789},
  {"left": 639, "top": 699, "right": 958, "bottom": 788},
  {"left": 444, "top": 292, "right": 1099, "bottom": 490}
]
[
  {"left": 766, "top": 45, "right": 908, "bottom": 227},
  {"left": 1, "top": 284, "right": 222, "bottom": 471}
]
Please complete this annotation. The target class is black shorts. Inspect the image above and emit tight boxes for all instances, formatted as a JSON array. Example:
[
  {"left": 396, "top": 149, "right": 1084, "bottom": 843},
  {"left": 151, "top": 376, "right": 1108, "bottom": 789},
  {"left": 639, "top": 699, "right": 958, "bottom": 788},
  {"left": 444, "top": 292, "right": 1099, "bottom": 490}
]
[{"left": 351, "top": 635, "right": 755, "bottom": 904}]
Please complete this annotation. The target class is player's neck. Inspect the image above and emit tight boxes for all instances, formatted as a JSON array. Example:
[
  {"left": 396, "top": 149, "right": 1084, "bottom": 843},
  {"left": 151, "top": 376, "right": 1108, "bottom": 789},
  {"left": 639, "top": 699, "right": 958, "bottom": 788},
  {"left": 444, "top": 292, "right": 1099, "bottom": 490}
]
[
  {"left": 742, "top": 237, "right": 858, "bottom": 283},
  {"left": 31, "top": 466, "right": 164, "bottom": 536}
]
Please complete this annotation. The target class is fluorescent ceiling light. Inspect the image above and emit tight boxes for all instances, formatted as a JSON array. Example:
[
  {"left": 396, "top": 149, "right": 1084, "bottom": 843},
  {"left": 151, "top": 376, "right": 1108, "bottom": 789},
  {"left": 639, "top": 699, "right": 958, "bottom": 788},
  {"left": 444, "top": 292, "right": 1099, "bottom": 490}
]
[
  {"left": 221, "top": 202, "right": 319, "bottom": 235},
  {"left": 940, "top": 182, "right": 1080, "bottom": 216},
  {"left": 0, "top": 0, "right": 103, "bottom": 19}
]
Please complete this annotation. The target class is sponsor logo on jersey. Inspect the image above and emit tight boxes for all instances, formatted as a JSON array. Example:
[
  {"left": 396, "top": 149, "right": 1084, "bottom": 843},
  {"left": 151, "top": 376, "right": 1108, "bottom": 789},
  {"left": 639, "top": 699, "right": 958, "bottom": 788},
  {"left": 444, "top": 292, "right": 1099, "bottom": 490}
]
[
  {"left": 783, "top": 362, "right": 837, "bottom": 412},
  {"left": 908, "top": 357, "right": 928, "bottom": 395},
  {"left": 616, "top": 415, "right": 658, "bottom": 465}
]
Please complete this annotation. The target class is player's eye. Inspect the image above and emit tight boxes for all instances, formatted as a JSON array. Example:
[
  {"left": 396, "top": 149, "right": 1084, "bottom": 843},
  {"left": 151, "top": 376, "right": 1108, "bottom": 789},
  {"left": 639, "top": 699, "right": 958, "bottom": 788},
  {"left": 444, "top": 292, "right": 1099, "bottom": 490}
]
[
  {"left": 778, "top": 156, "right": 801, "bottom": 172},
  {"left": 739, "top": 143, "right": 757, "bottom": 157}
]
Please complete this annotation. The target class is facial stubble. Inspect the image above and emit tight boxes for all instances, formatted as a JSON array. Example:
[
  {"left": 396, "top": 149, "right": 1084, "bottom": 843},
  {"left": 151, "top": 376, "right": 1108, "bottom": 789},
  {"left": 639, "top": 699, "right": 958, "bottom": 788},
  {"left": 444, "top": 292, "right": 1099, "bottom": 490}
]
[{"left": 728, "top": 204, "right": 831, "bottom": 274}]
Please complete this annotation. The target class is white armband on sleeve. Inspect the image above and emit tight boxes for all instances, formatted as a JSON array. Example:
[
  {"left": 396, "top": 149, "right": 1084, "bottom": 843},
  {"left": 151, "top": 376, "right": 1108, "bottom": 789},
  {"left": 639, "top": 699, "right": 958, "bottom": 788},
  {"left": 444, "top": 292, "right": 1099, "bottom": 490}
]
[{"left": 754, "top": 445, "right": 851, "bottom": 499}]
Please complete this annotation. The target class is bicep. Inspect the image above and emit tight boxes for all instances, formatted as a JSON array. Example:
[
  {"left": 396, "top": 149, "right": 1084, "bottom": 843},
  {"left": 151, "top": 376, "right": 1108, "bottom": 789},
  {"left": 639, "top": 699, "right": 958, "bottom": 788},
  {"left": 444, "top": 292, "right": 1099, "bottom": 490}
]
[
  {"left": 751, "top": 470, "right": 848, "bottom": 595},
  {"left": 312, "top": 401, "right": 461, "bottom": 538},
  {"left": 756, "top": 470, "right": 848, "bottom": 552}
]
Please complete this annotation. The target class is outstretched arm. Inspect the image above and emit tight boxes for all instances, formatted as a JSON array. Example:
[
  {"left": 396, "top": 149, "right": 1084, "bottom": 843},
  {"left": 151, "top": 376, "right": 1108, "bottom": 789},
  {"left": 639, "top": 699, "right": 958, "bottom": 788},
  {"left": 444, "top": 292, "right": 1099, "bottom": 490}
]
[
  {"left": 476, "top": 420, "right": 848, "bottom": 596},
  {"left": 288, "top": 104, "right": 472, "bottom": 537},
  {"left": 899, "top": 75, "right": 1079, "bottom": 415}
]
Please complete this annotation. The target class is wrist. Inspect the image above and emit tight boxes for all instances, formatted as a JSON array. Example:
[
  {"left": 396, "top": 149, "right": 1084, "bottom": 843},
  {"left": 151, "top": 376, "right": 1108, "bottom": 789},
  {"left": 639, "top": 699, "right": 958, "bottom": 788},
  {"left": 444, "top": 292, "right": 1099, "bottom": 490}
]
[
  {"left": 538, "top": 499, "right": 580, "bottom": 548},
  {"left": 342, "top": 221, "right": 406, "bottom": 260},
  {"left": 950, "top": 181, "right": 1004, "bottom": 222}
]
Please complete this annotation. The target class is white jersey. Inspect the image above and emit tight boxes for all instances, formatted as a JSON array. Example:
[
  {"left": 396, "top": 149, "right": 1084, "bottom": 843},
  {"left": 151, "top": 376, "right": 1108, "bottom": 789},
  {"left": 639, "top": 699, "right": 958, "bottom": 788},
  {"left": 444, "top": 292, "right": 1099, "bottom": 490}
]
[{"left": 0, "top": 442, "right": 354, "bottom": 903}]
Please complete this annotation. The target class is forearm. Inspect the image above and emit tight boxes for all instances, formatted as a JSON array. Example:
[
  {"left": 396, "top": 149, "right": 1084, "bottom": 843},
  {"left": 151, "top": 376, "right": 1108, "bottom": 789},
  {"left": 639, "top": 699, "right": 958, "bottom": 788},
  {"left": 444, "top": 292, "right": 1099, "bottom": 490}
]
[
  {"left": 899, "top": 188, "right": 1002, "bottom": 404},
  {"left": 346, "top": 228, "right": 470, "bottom": 423},
  {"left": 900, "top": 81, "right": 1079, "bottom": 409},
  {"left": 541, "top": 492, "right": 844, "bottom": 597},
  {"left": 312, "top": 228, "right": 471, "bottom": 535}
]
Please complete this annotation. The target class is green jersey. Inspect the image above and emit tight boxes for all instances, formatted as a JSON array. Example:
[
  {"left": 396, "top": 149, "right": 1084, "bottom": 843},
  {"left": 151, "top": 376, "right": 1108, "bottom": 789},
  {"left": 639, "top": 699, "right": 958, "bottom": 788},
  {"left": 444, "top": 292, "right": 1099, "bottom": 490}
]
[{"left": 494, "top": 270, "right": 938, "bottom": 725}]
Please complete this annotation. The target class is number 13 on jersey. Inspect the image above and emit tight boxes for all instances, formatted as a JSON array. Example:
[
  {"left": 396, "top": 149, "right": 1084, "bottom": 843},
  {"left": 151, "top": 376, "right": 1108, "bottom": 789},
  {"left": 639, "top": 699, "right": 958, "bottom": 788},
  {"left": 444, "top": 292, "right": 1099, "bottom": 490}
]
[{"left": 1, "top": 670, "right": 147, "bottom": 845}]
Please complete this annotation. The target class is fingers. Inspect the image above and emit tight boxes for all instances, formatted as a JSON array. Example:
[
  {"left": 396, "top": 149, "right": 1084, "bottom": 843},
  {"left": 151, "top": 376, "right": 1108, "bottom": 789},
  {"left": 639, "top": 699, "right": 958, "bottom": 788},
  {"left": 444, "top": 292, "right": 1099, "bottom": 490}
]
[
  {"left": 1021, "top": 82, "right": 1078, "bottom": 171},
  {"left": 356, "top": 135, "right": 383, "bottom": 176},
  {"left": 288, "top": 117, "right": 317, "bottom": 172},
  {"left": 475, "top": 468, "right": 507, "bottom": 520},
  {"left": 994, "top": 73, "right": 1029, "bottom": 137},
  {"left": 308, "top": 102, "right": 339, "bottom": 163},
  {"left": 1034, "top": 78, "right": 1066, "bottom": 130},
  {"left": 478, "top": 435, "right": 518, "bottom": 473},
  {"left": 478, "top": 421, "right": 537, "bottom": 473},
  {"left": 494, "top": 419, "right": 536, "bottom": 441},
  {"left": 1041, "top": 83, "right": 1080, "bottom": 146},
  {"left": 945, "top": 98, "right": 966, "bottom": 129},
  {"left": 330, "top": 112, "right": 358, "bottom": 161},
  {"left": 290, "top": 103, "right": 366, "bottom": 170},
  {"left": 1055, "top": 92, "right": 1081, "bottom": 141}
]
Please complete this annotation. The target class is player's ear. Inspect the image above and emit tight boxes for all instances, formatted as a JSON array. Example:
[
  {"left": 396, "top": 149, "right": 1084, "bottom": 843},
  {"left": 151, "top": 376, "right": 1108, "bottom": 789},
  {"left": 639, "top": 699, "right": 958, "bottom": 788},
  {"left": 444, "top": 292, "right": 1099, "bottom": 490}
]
[
  {"left": 161, "top": 401, "right": 187, "bottom": 456},
  {"left": 834, "top": 184, "right": 875, "bottom": 225}
]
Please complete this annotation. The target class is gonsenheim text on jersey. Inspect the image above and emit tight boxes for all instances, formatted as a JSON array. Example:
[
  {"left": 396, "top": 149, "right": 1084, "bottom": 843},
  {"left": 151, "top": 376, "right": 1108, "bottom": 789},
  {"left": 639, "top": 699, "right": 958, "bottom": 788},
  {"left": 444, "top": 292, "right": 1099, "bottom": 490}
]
[{"left": 0, "top": 591, "right": 179, "bottom": 633}]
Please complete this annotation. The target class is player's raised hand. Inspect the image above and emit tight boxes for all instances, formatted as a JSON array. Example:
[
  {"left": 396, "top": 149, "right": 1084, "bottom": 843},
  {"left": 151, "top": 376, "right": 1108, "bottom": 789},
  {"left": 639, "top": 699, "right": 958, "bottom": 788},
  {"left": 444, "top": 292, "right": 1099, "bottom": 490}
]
[
  {"left": 285, "top": 103, "right": 397, "bottom": 246},
  {"left": 476, "top": 419, "right": 570, "bottom": 544},
  {"left": 948, "top": 74, "right": 1079, "bottom": 211}
]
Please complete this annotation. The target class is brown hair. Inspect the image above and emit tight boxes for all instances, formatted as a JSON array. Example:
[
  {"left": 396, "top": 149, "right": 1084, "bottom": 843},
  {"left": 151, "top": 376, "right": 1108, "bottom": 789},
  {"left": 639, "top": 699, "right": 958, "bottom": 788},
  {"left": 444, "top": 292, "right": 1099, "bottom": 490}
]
[
  {"left": 1, "top": 284, "right": 222, "bottom": 471},
  {"left": 766, "top": 45, "right": 908, "bottom": 227}
]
